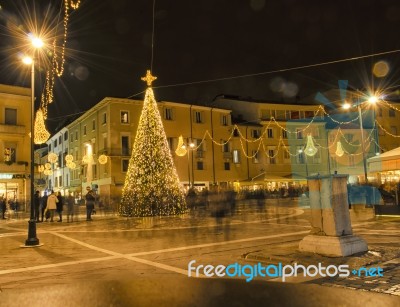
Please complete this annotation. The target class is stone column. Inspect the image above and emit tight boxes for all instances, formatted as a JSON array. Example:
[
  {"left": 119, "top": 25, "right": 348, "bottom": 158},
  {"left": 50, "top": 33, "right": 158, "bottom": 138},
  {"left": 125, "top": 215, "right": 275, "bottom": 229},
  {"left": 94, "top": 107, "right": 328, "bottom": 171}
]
[{"left": 299, "top": 174, "right": 368, "bottom": 257}]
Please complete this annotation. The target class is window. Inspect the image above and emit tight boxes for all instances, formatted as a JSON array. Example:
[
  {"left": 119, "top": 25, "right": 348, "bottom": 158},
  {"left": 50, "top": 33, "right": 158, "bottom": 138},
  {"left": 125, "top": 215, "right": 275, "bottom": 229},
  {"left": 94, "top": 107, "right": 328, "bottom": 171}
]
[
  {"left": 252, "top": 129, "right": 261, "bottom": 138},
  {"left": 102, "top": 113, "right": 107, "bottom": 124},
  {"left": 378, "top": 108, "right": 383, "bottom": 117},
  {"left": 282, "top": 130, "right": 288, "bottom": 139},
  {"left": 233, "top": 128, "right": 239, "bottom": 137},
  {"left": 49, "top": 144, "right": 52, "bottom": 152},
  {"left": 59, "top": 136, "right": 62, "bottom": 144},
  {"left": 54, "top": 140, "right": 58, "bottom": 147},
  {"left": 103, "top": 134, "right": 108, "bottom": 150},
  {"left": 75, "top": 131, "right": 78, "bottom": 140},
  {"left": 290, "top": 111, "right": 300, "bottom": 119},
  {"left": 267, "top": 128, "right": 273, "bottom": 138},
  {"left": 252, "top": 150, "right": 260, "bottom": 164},
  {"left": 167, "top": 137, "right": 174, "bottom": 150},
  {"left": 224, "top": 162, "right": 230, "bottom": 170},
  {"left": 122, "top": 159, "right": 129, "bottom": 172},
  {"left": 196, "top": 139, "right": 205, "bottom": 152},
  {"left": 296, "top": 129, "right": 303, "bottom": 139},
  {"left": 275, "top": 110, "right": 286, "bottom": 120},
  {"left": 165, "top": 108, "right": 173, "bottom": 120},
  {"left": 92, "top": 165, "right": 97, "bottom": 179},
  {"left": 194, "top": 111, "right": 203, "bottom": 123},
  {"left": 233, "top": 150, "right": 240, "bottom": 164},
  {"left": 5, "top": 108, "right": 17, "bottom": 125},
  {"left": 83, "top": 125, "right": 87, "bottom": 136},
  {"left": 304, "top": 111, "right": 315, "bottom": 118},
  {"left": 59, "top": 175, "right": 63, "bottom": 187},
  {"left": 121, "top": 111, "right": 129, "bottom": 123},
  {"left": 222, "top": 141, "right": 230, "bottom": 153},
  {"left": 121, "top": 136, "right": 130, "bottom": 156},
  {"left": 64, "top": 132, "right": 68, "bottom": 141},
  {"left": 92, "top": 120, "right": 96, "bottom": 131},
  {"left": 70, "top": 133, "right": 74, "bottom": 142},
  {"left": 296, "top": 146, "right": 305, "bottom": 164},
  {"left": 221, "top": 115, "right": 228, "bottom": 126},
  {"left": 284, "top": 150, "right": 290, "bottom": 161},
  {"left": 197, "top": 161, "right": 204, "bottom": 170},
  {"left": 390, "top": 126, "right": 398, "bottom": 135},
  {"left": 389, "top": 109, "right": 395, "bottom": 117},
  {"left": 4, "top": 147, "right": 16, "bottom": 163},
  {"left": 268, "top": 149, "right": 276, "bottom": 164}
]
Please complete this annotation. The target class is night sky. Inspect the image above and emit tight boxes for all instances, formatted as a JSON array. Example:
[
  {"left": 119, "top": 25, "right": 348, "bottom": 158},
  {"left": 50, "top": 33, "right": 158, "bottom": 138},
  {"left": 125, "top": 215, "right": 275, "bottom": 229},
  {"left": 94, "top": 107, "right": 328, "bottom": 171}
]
[{"left": 1, "top": 0, "right": 400, "bottom": 132}]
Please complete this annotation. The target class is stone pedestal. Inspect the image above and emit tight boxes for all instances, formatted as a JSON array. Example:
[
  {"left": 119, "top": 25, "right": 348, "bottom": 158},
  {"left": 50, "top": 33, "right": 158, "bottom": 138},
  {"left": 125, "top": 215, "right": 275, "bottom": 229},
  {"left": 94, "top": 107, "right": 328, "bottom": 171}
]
[{"left": 299, "top": 174, "right": 368, "bottom": 257}]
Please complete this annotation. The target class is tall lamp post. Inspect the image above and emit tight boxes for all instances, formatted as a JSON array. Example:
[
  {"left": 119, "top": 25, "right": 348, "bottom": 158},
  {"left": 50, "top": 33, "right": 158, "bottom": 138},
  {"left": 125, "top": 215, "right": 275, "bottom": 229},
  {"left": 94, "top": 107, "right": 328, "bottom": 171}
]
[
  {"left": 343, "top": 94, "right": 378, "bottom": 184},
  {"left": 23, "top": 36, "right": 43, "bottom": 246},
  {"left": 181, "top": 140, "right": 195, "bottom": 188}
]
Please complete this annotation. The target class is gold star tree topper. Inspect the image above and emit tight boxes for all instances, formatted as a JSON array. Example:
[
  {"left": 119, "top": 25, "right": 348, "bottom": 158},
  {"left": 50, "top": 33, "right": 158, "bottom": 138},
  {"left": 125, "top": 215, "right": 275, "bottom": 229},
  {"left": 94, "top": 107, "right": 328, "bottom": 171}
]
[{"left": 141, "top": 70, "right": 157, "bottom": 86}]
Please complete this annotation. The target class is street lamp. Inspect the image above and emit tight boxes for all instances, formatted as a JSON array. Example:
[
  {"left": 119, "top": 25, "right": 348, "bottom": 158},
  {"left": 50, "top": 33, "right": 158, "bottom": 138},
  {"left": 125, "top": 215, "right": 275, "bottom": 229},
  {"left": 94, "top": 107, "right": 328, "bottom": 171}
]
[
  {"left": 181, "top": 140, "right": 195, "bottom": 188},
  {"left": 23, "top": 36, "right": 43, "bottom": 246},
  {"left": 343, "top": 94, "right": 378, "bottom": 184}
]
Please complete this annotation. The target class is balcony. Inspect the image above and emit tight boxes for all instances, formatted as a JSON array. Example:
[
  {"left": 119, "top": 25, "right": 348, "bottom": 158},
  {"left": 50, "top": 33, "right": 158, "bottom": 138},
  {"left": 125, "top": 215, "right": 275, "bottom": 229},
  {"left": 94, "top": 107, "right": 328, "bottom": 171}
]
[{"left": 0, "top": 124, "right": 26, "bottom": 135}]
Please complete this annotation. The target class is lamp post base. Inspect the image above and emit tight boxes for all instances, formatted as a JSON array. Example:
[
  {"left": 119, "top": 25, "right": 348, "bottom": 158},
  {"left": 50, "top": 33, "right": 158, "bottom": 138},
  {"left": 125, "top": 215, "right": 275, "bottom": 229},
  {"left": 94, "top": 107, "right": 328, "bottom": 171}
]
[{"left": 24, "top": 220, "right": 40, "bottom": 246}]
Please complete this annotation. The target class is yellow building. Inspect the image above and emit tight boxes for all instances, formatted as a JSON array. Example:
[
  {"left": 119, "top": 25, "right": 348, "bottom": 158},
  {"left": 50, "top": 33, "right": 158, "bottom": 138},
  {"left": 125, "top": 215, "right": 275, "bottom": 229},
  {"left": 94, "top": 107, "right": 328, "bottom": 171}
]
[{"left": 0, "top": 84, "right": 31, "bottom": 206}]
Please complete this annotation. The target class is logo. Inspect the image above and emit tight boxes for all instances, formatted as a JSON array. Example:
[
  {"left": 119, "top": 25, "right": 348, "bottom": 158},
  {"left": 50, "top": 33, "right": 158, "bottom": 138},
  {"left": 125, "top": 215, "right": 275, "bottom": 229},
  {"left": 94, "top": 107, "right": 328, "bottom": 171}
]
[{"left": 187, "top": 260, "right": 383, "bottom": 282}]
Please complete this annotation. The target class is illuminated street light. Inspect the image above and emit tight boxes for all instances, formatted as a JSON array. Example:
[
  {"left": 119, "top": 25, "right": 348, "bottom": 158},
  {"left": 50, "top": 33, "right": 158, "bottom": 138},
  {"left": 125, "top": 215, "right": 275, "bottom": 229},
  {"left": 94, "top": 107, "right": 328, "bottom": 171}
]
[
  {"left": 23, "top": 36, "right": 43, "bottom": 247},
  {"left": 342, "top": 93, "right": 379, "bottom": 184}
]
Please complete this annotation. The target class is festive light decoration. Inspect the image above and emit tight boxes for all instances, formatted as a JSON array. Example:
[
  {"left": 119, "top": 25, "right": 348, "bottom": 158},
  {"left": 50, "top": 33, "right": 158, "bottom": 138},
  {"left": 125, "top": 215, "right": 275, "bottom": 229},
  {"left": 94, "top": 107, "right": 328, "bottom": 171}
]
[
  {"left": 304, "top": 134, "right": 318, "bottom": 156},
  {"left": 335, "top": 141, "right": 345, "bottom": 157},
  {"left": 65, "top": 154, "right": 74, "bottom": 163},
  {"left": 34, "top": 108, "right": 50, "bottom": 144},
  {"left": 45, "top": 163, "right": 51, "bottom": 170},
  {"left": 175, "top": 135, "right": 187, "bottom": 156},
  {"left": 43, "top": 169, "right": 53, "bottom": 176},
  {"left": 98, "top": 154, "right": 108, "bottom": 165},
  {"left": 66, "top": 161, "right": 76, "bottom": 169},
  {"left": 120, "top": 71, "right": 187, "bottom": 217},
  {"left": 38, "top": 165, "right": 45, "bottom": 172},
  {"left": 48, "top": 153, "right": 58, "bottom": 163}
]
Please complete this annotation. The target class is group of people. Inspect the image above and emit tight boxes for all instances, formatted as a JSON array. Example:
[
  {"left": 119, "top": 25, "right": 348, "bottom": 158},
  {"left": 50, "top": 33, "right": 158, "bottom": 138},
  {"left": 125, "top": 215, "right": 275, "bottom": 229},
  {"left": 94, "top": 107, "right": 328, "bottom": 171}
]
[{"left": 33, "top": 187, "right": 97, "bottom": 223}]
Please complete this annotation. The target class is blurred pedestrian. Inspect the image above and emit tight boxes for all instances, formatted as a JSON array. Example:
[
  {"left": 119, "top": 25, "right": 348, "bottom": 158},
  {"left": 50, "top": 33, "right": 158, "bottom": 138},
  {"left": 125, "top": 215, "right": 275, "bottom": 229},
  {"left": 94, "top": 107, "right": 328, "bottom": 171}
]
[
  {"left": 56, "top": 192, "right": 64, "bottom": 222},
  {"left": 0, "top": 195, "right": 6, "bottom": 220},
  {"left": 34, "top": 190, "right": 41, "bottom": 222},
  {"left": 85, "top": 187, "right": 95, "bottom": 221},
  {"left": 45, "top": 191, "right": 58, "bottom": 222},
  {"left": 66, "top": 192, "right": 75, "bottom": 222},
  {"left": 40, "top": 192, "right": 48, "bottom": 222}
]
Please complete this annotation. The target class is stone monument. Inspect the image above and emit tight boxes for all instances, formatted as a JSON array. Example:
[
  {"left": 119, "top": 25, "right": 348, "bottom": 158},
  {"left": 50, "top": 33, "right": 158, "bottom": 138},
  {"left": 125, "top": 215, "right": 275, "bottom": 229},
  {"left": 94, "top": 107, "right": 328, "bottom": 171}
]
[{"left": 299, "top": 174, "right": 368, "bottom": 257}]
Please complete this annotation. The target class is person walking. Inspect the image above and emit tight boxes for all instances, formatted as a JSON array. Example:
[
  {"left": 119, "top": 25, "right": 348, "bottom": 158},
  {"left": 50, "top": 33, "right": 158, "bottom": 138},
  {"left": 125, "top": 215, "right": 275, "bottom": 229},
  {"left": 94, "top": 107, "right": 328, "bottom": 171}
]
[
  {"left": 66, "top": 192, "right": 75, "bottom": 223},
  {"left": 0, "top": 195, "right": 6, "bottom": 220},
  {"left": 45, "top": 191, "right": 58, "bottom": 222},
  {"left": 56, "top": 192, "right": 64, "bottom": 222},
  {"left": 85, "top": 188, "right": 96, "bottom": 221},
  {"left": 34, "top": 191, "right": 41, "bottom": 222},
  {"left": 40, "top": 192, "right": 48, "bottom": 222}
]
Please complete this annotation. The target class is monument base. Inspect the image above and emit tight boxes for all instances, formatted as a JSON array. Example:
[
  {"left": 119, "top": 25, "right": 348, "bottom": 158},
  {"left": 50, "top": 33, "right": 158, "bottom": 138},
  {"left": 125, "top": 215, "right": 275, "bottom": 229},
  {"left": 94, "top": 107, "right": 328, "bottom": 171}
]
[{"left": 299, "top": 235, "right": 368, "bottom": 257}]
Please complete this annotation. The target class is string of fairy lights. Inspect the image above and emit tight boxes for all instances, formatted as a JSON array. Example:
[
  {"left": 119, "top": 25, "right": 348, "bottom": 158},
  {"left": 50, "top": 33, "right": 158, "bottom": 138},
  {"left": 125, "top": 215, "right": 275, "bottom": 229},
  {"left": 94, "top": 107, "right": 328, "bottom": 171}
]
[
  {"left": 34, "top": 0, "right": 82, "bottom": 145},
  {"left": 37, "top": 97, "right": 400, "bottom": 177}
]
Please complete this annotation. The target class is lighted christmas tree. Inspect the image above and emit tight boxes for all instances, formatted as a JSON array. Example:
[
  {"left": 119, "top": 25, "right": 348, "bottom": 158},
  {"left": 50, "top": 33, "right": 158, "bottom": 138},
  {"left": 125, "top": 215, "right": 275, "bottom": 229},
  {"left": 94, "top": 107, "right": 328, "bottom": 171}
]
[{"left": 119, "top": 70, "right": 187, "bottom": 217}]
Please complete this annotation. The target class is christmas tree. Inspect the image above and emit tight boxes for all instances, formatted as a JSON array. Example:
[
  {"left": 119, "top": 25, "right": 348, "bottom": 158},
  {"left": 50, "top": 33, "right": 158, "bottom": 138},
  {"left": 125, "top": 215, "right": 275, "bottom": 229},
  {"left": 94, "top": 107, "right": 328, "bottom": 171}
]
[{"left": 119, "top": 70, "right": 187, "bottom": 217}]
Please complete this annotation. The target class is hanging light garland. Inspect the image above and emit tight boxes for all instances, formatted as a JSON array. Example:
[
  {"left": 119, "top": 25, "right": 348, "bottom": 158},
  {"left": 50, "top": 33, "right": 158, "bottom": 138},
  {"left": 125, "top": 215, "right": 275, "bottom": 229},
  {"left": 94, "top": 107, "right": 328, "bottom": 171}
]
[
  {"left": 65, "top": 154, "right": 74, "bottom": 163},
  {"left": 48, "top": 153, "right": 58, "bottom": 163},
  {"left": 38, "top": 165, "right": 45, "bottom": 172},
  {"left": 66, "top": 161, "right": 76, "bottom": 169},
  {"left": 304, "top": 134, "right": 318, "bottom": 156},
  {"left": 34, "top": 108, "right": 50, "bottom": 144},
  {"left": 335, "top": 141, "right": 345, "bottom": 157},
  {"left": 175, "top": 135, "right": 187, "bottom": 156},
  {"left": 98, "top": 154, "right": 108, "bottom": 165}
]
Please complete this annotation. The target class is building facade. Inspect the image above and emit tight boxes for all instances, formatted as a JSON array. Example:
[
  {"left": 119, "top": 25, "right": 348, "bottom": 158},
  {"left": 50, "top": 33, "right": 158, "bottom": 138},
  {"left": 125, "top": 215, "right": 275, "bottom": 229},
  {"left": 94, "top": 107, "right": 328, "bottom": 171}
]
[{"left": 0, "top": 84, "right": 31, "bottom": 207}]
